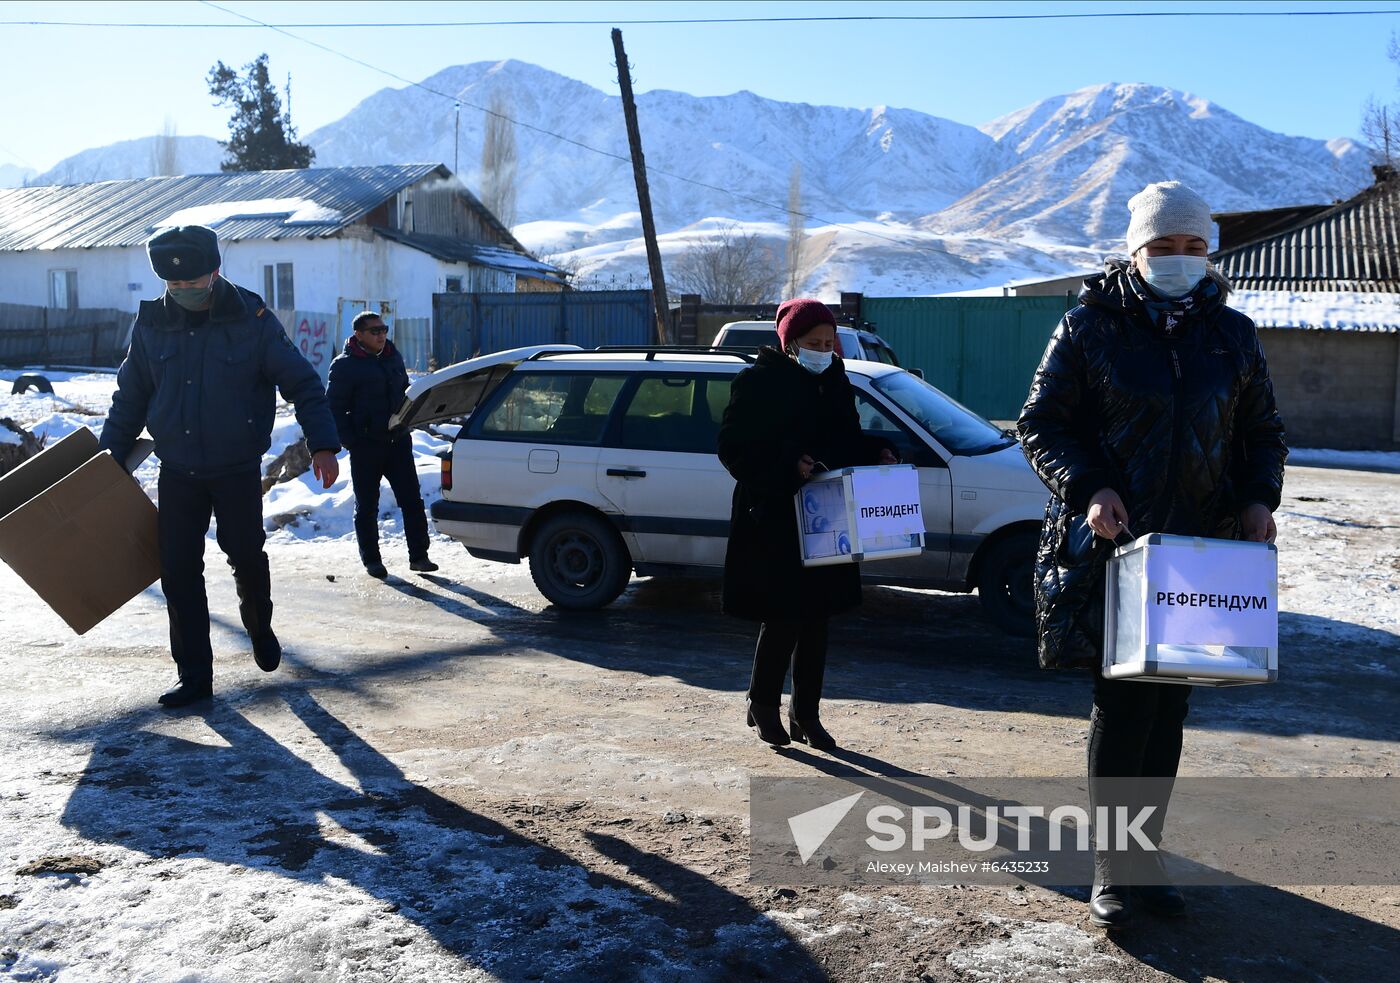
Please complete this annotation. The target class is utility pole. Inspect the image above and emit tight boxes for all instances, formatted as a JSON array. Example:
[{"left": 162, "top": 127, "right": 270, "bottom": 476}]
[
  {"left": 454, "top": 101, "right": 461, "bottom": 174},
  {"left": 611, "top": 28, "right": 671, "bottom": 345}
]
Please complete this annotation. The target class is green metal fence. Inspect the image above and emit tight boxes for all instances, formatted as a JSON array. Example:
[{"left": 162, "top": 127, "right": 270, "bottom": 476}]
[{"left": 863, "top": 296, "right": 1075, "bottom": 421}]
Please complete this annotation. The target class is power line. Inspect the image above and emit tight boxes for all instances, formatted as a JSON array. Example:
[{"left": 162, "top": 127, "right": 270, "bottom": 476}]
[
  {"left": 195, "top": 0, "right": 926, "bottom": 251},
  {"left": 7, "top": 9, "right": 1400, "bottom": 27}
]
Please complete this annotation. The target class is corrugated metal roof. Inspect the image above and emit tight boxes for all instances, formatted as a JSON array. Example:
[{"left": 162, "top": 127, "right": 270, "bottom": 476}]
[
  {"left": 1213, "top": 177, "right": 1400, "bottom": 291},
  {"left": 373, "top": 228, "right": 564, "bottom": 280},
  {"left": 0, "top": 164, "right": 445, "bottom": 252}
]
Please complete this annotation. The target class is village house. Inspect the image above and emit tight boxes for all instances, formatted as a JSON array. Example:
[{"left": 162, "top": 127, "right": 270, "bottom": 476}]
[
  {"left": 1213, "top": 166, "right": 1400, "bottom": 450},
  {"left": 0, "top": 163, "right": 563, "bottom": 375}
]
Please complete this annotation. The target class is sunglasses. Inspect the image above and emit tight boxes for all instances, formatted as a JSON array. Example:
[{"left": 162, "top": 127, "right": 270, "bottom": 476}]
[{"left": 359, "top": 325, "right": 388, "bottom": 335}]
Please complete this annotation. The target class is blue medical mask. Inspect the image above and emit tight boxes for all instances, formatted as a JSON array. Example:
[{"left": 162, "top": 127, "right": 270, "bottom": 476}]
[
  {"left": 795, "top": 348, "right": 833, "bottom": 374},
  {"left": 1141, "top": 254, "right": 1208, "bottom": 298}
]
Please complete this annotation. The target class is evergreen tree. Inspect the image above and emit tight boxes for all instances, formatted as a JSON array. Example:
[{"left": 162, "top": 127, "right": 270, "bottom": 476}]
[{"left": 207, "top": 54, "right": 315, "bottom": 172}]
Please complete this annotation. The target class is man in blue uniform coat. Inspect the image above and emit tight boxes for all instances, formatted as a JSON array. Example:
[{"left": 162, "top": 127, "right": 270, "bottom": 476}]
[{"left": 100, "top": 225, "right": 341, "bottom": 708}]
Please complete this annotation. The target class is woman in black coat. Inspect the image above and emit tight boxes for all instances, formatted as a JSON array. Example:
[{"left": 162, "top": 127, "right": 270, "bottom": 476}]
[
  {"left": 717, "top": 298, "right": 896, "bottom": 751},
  {"left": 1018, "top": 182, "right": 1287, "bottom": 927}
]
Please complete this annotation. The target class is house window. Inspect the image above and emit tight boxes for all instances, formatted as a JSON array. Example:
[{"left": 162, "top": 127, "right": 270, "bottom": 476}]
[
  {"left": 48, "top": 269, "right": 78, "bottom": 309},
  {"left": 262, "top": 263, "right": 295, "bottom": 308},
  {"left": 445, "top": 276, "right": 463, "bottom": 294}
]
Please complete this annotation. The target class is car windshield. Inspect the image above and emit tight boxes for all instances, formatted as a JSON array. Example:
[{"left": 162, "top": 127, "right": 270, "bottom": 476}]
[
  {"left": 872, "top": 372, "right": 1014, "bottom": 456},
  {"left": 717, "top": 328, "right": 779, "bottom": 349}
]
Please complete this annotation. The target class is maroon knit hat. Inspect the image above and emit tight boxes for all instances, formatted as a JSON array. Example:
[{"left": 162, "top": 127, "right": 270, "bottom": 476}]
[{"left": 775, "top": 298, "right": 839, "bottom": 353}]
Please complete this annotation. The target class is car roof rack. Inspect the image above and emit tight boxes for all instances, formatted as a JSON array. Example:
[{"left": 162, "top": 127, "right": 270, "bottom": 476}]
[{"left": 529, "top": 346, "right": 756, "bottom": 363}]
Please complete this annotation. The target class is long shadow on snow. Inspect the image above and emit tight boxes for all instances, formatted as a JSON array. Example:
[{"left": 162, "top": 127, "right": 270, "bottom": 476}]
[
  {"left": 383, "top": 574, "right": 1400, "bottom": 743},
  {"left": 784, "top": 744, "right": 1400, "bottom": 983},
  {"left": 60, "top": 691, "right": 823, "bottom": 983}
]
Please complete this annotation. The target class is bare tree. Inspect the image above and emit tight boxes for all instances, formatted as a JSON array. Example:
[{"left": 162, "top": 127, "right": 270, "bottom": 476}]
[
  {"left": 670, "top": 225, "right": 783, "bottom": 305},
  {"left": 149, "top": 116, "right": 180, "bottom": 176},
  {"left": 1362, "top": 33, "right": 1400, "bottom": 169},
  {"left": 785, "top": 162, "right": 806, "bottom": 296},
  {"left": 480, "top": 93, "right": 518, "bottom": 229}
]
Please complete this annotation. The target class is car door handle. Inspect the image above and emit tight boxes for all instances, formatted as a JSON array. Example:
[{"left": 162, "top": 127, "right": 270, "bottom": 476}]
[{"left": 606, "top": 468, "right": 647, "bottom": 478}]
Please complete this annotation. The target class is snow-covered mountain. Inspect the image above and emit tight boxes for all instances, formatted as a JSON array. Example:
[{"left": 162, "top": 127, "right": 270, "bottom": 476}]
[
  {"left": 307, "top": 60, "right": 1015, "bottom": 231},
  {"left": 19, "top": 64, "right": 1375, "bottom": 295},
  {"left": 930, "top": 83, "right": 1371, "bottom": 248},
  {"left": 0, "top": 163, "right": 36, "bottom": 189},
  {"left": 35, "top": 135, "right": 225, "bottom": 186}
]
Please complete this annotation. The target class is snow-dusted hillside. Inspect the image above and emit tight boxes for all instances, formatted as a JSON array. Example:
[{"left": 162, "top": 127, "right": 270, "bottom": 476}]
[
  {"left": 21, "top": 66, "right": 1375, "bottom": 295},
  {"left": 931, "top": 83, "right": 1372, "bottom": 247},
  {"left": 306, "top": 60, "right": 1015, "bottom": 232},
  {"left": 0, "top": 163, "right": 36, "bottom": 188},
  {"left": 35, "top": 135, "right": 225, "bottom": 186}
]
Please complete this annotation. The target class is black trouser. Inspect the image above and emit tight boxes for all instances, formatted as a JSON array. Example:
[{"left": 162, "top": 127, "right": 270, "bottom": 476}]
[
  {"left": 158, "top": 466, "right": 271, "bottom": 685},
  {"left": 349, "top": 437, "right": 430, "bottom": 565},
  {"left": 747, "top": 620, "right": 829, "bottom": 720},
  {"left": 1088, "top": 674, "right": 1192, "bottom": 860}
]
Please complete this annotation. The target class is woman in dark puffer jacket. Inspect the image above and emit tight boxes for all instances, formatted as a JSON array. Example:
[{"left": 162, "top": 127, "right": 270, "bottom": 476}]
[
  {"left": 718, "top": 299, "right": 896, "bottom": 752},
  {"left": 1018, "top": 182, "right": 1287, "bottom": 928}
]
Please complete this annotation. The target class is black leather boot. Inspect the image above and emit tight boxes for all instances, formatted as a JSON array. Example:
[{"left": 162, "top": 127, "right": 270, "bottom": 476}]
[
  {"left": 746, "top": 700, "right": 790, "bottom": 747},
  {"left": 788, "top": 714, "right": 837, "bottom": 752},
  {"left": 159, "top": 679, "right": 213, "bottom": 708},
  {"left": 251, "top": 631, "right": 281, "bottom": 672},
  {"left": 1133, "top": 850, "right": 1187, "bottom": 916},
  {"left": 1089, "top": 851, "right": 1131, "bottom": 927}
]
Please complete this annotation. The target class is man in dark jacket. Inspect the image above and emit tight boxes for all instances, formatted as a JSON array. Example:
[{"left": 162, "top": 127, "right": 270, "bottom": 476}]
[
  {"left": 326, "top": 311, "right": 435, "bottom": 579},
  {"left": 100, "top": 225, "right": 341, "bottom": 708}
]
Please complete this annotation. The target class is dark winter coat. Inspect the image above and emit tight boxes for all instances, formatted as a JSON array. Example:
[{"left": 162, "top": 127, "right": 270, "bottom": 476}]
[
  {"left": 717, "top": 347, "right": 887, "bottom": 623},
  {"left": 326, "top": 337, "right": 411, "bottom": 451},
  {"left": 1017, "top": 262, "right": 1287, "bottom": 669},
  {"left": 100, "top": 277, "right": 339, "bottom": 478}
]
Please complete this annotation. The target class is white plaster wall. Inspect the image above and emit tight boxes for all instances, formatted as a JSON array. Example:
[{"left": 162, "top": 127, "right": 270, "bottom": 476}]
[{"left": 0, "top": 234, "right": 514, "bottom": 318}]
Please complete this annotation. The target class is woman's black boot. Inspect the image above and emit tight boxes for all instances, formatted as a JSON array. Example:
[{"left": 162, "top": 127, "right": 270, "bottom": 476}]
[
  {"left": 1089, "top": 851, "right": 1131, "bottom": 928},
  {"left": 746, "top": 700, "right": 790, "bottom": 747},
  {"left": 788, "top": 713, "right": 837, "bottom": 752},
  {"left": 1133, "top": 851, "right": 1186, "bottom": 916}
]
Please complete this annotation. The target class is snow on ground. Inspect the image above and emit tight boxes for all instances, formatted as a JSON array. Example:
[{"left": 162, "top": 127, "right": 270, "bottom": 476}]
[
  {"left": 1287, "top": 448, "right": 1400, "bottom": 473},
  {"left": 0, "top": 369, "right": 455, "bottom": 551}
]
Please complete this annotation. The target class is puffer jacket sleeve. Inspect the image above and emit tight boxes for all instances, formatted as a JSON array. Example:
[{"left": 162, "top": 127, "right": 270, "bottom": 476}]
[
  {"left": 1231, "top": 326, "right": 1287, "bottom": 512},
  {"left": 1017, "top": 314, "right": 1118, "bottom": 513},
  {"left": 325, "top": 354, "right": 356, "bottom": 451},
  {"left": 98, "top": 320, "right": 153, "bottom": 467},
  {"left": 259, "top": 310, "right": 342, "bottom": 455},
  {"left": 718, "top": 368, "right": 804, "bottom": 499}
]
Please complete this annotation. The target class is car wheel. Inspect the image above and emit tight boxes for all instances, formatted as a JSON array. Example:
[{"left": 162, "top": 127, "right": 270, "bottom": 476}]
[
  {"left": 528, "top": 511, "right": 631, "bottom": 609},
  {"left": 976, "top": 531, "right": 1037, "bottom": 637}
]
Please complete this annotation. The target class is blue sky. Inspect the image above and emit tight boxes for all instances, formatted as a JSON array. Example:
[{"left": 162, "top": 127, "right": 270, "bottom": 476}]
[{"left": 4, "top": 0, "right": 1399, "bottom": 172}]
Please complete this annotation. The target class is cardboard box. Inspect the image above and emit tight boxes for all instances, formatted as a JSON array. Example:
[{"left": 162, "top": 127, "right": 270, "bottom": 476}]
[
  {"left": 794, "top": 464, "right": 925, "bottom": 567},
  {"left": 0, "top": 427, "right": 159, "bottom": 634},
  {"left": 1103, "top": 533, "right": 1278, "bottom": 687}
]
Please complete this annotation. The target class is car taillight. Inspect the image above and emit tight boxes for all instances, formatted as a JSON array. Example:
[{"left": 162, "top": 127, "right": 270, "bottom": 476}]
[{"left": 439, "top": 453, "right": 452, "bottom": 491}]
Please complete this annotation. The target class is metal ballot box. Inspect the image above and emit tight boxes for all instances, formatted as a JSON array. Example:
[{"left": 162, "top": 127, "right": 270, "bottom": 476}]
[
  {"left": 795, "top": 464, "right": 924, "bottom": 567},
  {"left": 1104, "top": 534, "right": 1278, "bottom": 686}
]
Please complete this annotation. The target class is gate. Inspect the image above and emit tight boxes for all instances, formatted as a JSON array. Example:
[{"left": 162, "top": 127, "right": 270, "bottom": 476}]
[
  {"left": 864, "top": 296, "right": 1075, "bottom": 421},
  {"left": 432, "top": 290, "right": 654, "bottom": 367}
]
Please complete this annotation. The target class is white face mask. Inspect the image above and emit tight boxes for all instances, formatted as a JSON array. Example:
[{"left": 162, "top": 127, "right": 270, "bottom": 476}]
[
  {"left": 795, "top": 347, "right": 834, "bottom": 374},
  {"left": 1141, "top": 254, "right": 1208, "bottom": 298}
]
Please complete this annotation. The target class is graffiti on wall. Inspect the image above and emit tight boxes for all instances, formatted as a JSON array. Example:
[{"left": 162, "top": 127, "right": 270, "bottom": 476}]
[{"left": 294, "top": 314, "right": 333, "bottom": 381}]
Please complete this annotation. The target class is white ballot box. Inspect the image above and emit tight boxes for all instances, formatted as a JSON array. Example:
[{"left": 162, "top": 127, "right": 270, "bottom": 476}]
[
  {"left": 795, "top": 464, "right": 924, "bottom": 567},
  {"left": 1104, "top": 533, "right": 1278, "bottom": 686}
]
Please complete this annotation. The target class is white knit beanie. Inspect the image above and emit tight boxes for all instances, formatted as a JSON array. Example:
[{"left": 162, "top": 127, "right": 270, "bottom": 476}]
[{"left": 1125, "top": 181, "right": 1213, "bottom": 255}]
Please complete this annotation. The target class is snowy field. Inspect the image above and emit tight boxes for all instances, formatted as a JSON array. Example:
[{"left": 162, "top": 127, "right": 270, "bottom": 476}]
[{"left": 0, "top": 370, "right": 1397, "bottom": 982}]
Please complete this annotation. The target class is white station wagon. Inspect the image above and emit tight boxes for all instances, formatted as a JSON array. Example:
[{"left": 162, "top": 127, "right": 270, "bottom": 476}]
[{"left": 391, "top": 346, "right": 1050, "bottom": 633}]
